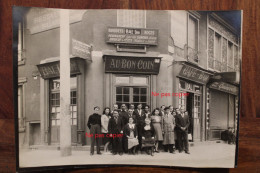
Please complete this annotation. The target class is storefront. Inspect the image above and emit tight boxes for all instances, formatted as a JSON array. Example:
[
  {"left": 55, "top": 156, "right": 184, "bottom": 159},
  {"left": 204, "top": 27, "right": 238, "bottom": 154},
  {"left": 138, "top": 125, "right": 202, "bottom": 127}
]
[
  {"left": 173, "top": 63, "right": 211, "bottom": 142},
  {"left": 37, "top": 57, "right": 87, "bottom": 145},
  {"left": 103, "top": 55, "right": 161, "bottom": 109},
  {"left": 207, "top": 82, "right": 239, "bottom": 140}
]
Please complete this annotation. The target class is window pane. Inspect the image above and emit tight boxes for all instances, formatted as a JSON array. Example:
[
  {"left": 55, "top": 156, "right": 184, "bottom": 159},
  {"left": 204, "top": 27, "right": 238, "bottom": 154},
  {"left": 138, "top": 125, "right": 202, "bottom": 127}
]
[
  {"left": 141, "top": 96, "right": 146, "bottom": 102},
  {"left": 123, "top": 87, "right": 129, "bottom": 94},
  {"left": 123, "top": 95, "right": 129, "bottom": 102},
  {"left": 179, "top": 80, "right": 186, "bottom": 89},
  {"left": 140, "top": 88, "right": 147, "bottom": 94},
  {"left": 73, "top": 119, "right": 77, "bottom": 125},
  {"left": 133, "top": 88, "right": 139, "bottom": 94},
  {"left": 133, "top": 77, "right": 147, "bottom": 84},
  {"left": 228, "top": 42, "right": 234, "bottom": 71},
  {"left": 52, "top": 120, "right": 56, "bottom": 126},
  {"left": 56, "top": 107, "right": 60, "bottom": 112},
  {"left": 70, "top": 77, "right": 77, "bottom": 89},
  {"left": 133, "top": 96, "right": 139, "bottom": 102},
  {"left": 222, "top": 38, "right": 228, "bottom": 72},
  {"left": 214, "top": 33, "right": 221, "bottom": 71},
  {"left": 116, "top": 77, "right": 130, "bottom": 84},
  {"left": 188, "top": 16, "right": 197, "bottom": 50},
  {"left": 116, "top": 95, "right": 122, "bottom": 102},
  {"left": 208, "top": 28, "right": 214, "bottom": 69},
  {"left": 73, "top": 106, "right": 77, "bottom": 112},
  {"left": 116, "top": 87, "right": 123, "bottom": 94}
]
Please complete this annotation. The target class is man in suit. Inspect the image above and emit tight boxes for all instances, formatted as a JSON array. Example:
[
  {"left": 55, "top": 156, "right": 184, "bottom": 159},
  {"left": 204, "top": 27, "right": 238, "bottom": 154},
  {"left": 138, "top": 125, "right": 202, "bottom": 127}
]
[
  {"left": 87, "top": 106, "right": 102, "bottom": 155},
  {"left": 127, "top": 109, "right": 136, "bottom": 123},
  {"left": 119, "top": 104, "right": 129, "bottom": 126},
  {"left": 108, "top": 109, "right": 124, "bottom": 155},
  {"left": 175, "top": 108, "right": 190, "bottom": 154},
  {"left": 133, "top": 103, "right": 145, "bottom": 150},
  {"left": 141, "top": 105, "right": 151, "bottom": 121}
]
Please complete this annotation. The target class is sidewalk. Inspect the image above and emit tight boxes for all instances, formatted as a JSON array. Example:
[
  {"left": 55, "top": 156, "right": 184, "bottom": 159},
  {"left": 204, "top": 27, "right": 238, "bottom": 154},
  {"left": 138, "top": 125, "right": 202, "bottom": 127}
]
[{"left": 19, "top": 142, "right": 236, "bottom": 168}]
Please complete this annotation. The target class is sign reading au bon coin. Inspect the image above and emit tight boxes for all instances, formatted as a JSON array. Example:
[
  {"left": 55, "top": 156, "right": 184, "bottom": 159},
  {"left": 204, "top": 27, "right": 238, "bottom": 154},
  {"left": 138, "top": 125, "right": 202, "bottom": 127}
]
[
  {"left": 106, "top": 27, "right": 158, "bottom": 45},
  {"left": 104, "top": 55, "right": 161, "bottom": 74}
]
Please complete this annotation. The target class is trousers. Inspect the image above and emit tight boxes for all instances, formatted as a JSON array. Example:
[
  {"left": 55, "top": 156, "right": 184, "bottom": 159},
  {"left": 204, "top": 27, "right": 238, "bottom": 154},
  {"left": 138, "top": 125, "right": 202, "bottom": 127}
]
[{"left": 90, "top": 124, "right": 101, "bottom": 154}]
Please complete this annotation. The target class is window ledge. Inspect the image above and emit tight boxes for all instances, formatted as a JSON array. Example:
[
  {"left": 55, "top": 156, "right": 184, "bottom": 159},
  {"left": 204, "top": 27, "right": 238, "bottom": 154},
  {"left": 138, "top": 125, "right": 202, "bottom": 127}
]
[{"left": 18, "top": 59, "right": 25, "bottom": 66}]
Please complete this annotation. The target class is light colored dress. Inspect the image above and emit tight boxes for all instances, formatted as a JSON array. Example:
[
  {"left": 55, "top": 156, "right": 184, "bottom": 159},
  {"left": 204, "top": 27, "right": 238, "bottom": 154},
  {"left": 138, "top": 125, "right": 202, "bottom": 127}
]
[
  {"left": 101, "top": 114, "right": 110, "bottom": 133},
  {"left": 127, "top": 124, "right": 139, "bottom": 149},
  {"left": 151, "top": 115, "right": 163, "bottom": 141},
  {"left": 162, "top": 113, "right": 175, "bottom": 145}
]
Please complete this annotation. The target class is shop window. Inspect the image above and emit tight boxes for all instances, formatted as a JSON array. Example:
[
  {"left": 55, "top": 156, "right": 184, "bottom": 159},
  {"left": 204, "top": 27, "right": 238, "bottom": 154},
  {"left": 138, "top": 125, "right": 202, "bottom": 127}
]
[
  {"left": 114, "top": 75, "right": 149, "bottom": 109},
  {"left": 50, "top": 77, "right": 77, "bottom": 126},
  {"left": 188, "top": 14, "right": 199, "bottom": 63},
  {"left": 117, "top": 10, "right": 146, "bottom": 28}
]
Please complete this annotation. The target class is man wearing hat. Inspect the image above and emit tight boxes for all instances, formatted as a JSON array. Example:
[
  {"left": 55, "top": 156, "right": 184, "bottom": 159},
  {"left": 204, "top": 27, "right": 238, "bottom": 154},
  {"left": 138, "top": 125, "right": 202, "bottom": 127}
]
[{"left": 87, "top": 106, "right": 102, "bottom": 155}]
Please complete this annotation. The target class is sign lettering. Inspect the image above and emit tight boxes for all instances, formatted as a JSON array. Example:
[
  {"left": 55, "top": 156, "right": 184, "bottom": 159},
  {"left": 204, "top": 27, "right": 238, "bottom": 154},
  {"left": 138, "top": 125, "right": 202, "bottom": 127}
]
[{"left": 104, "top": 56, "right": 161, "bottom": 74}]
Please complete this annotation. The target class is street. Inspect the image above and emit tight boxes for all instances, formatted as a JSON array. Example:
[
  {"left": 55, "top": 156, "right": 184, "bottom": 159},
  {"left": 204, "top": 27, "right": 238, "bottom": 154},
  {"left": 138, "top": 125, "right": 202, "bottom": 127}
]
[{"left": 19, "top": 142, "right": 236, "bottom": 168}]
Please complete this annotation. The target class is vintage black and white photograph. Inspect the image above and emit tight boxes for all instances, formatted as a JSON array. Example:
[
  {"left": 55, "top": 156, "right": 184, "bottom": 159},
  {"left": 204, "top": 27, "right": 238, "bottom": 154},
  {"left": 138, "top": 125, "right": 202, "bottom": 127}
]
[{"left": 14, "top": 7, "right": 242, "bottom": 169}]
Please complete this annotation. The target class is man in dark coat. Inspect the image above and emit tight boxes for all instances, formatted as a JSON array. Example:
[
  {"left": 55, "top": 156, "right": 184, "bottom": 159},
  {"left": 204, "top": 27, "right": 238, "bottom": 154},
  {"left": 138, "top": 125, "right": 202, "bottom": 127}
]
[
  {"left": 119, "top": 104, "right": 129, "bottom": 126},
  {"left": 133, "top": 103, "right": 145, "bottom": 150},
  {"left": 127, "top": 109, "right": 136, "bottom": 123},
  {"left": 175, "top": 108, "right": 190, "bottom": 154},
  {"left": 87, "top": 106, "right": 102, "bottom": 155},
  {"left": 108, "top": 109, "right": 124, "bottom": 155}
]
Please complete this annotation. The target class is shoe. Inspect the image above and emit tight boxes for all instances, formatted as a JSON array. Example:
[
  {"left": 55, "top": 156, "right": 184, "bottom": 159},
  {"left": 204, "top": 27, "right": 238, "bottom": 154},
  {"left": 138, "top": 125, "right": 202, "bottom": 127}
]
[
  {"left": 119, "top": 152, "right": 123, "bottom": 156},
  {"left": 113, "top": 152, "right": 117, "bottom": 155},
  {"left": 90, "top": 153, "right": 94, "bottom": 156},
  {"left": 97, "top": 152, "right": 102, "bottom": 155},
  {"left": 179, "top": 150, "right": 183, "bottom": 153},
  {"left": 185, "top": 151, "right": 190, "bottom": 154}
]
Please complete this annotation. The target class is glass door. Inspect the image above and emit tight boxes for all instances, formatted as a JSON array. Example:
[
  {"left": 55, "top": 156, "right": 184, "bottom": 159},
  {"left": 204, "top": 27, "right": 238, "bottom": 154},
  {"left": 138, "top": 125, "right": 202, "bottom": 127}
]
[{"left": 49, "top": 77, "right": 78, "bottom": 144}]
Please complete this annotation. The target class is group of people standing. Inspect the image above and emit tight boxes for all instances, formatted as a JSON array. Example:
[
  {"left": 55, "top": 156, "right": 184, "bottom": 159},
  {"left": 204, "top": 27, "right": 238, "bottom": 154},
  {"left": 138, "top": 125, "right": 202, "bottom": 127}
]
[{"left": 87, "top": 103, "right": 190, "bottom": 156}]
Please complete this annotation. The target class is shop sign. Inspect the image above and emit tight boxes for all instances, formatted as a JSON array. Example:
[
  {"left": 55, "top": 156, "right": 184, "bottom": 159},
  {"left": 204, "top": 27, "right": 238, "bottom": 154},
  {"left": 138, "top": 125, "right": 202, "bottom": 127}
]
[
  {"left": 72, "top": 39, "right": 92, "bottom": 60},
  {"left": 26, "top": 8, "right": 85, "bottom": 34},
  {"left": 209, "top": 82, "right": 239, "bottom": 95},
  {"left": 37, "top": 58, "right": 81, "bottom": 79},
  {"left": 179, "top": 65, "right": 210, "bottom": 84},
  {"left": 104, "top": 55, "right": 161, "bottom": 74},
  {"left": 106, "top": 27, "right": 158, "bottom": 45}
]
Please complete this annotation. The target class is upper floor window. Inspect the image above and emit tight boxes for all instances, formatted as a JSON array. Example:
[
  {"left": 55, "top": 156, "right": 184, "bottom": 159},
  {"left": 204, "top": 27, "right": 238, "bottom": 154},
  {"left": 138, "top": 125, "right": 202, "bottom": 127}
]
[
  {"left": 187, "top": 14, "right": 199, "bottom": 64},
  {"left": 208, "top": 28, "right": 239, "bottom": 72},
  {"left": 208, "top": 16, "right": 240, "bottom": 72},
  {"left": 117, "top": 10, "right": 146, "bottom": 28},
  {"left": 18, "top": 21, "right": 25, "bottom": 64}
]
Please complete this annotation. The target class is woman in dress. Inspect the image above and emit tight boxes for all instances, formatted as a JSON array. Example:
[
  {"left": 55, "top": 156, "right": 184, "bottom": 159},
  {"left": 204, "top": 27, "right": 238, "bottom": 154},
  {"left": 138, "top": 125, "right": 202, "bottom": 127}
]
[
  {"left": 123, "top": 117, "right": 139, "bottom": 154},
  {"left": 160, "top": 105, "right": 165, "bottom": 117},
  {"left": 101, "top": 107, "right": 111, "bottom": 146},
  {"left": 162, "top": 106, "right": 175, "bottom": 153},
  {"left": 141, "top": 118, "right": 155, "bottom": 156},
  {"left": 151, "top": 108, "right": 163, "bottom": 152}
]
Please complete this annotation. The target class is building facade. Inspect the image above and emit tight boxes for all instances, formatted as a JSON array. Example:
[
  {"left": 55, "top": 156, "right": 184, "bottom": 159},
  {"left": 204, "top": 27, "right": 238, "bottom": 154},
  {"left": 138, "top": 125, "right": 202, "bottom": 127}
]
[{"left": 17, "top": 9, "right": 241, "bottom": 147}]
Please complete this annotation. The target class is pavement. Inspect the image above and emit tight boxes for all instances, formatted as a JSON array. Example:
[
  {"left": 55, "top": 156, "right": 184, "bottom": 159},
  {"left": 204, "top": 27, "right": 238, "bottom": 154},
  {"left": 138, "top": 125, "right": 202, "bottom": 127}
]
[{"left": 19, "top": 142, "right": 237, "bottom": 168}]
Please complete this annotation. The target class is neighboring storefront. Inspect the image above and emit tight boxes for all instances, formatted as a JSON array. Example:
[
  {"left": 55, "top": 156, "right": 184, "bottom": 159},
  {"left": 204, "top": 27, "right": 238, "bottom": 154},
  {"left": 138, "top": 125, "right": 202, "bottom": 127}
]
[
  {"left": 172, "top": 63, "right": 212, "bottom": 142},
  {"left": 206, "top": 81, "right": 239, "bottom": 140}
]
